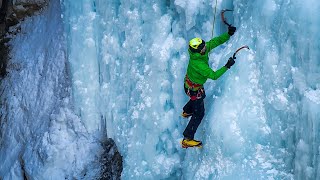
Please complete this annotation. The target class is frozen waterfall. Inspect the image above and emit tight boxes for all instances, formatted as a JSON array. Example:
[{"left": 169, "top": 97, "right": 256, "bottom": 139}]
[{"left": 1, "top": 0, "right": 320, "bottom": 179}]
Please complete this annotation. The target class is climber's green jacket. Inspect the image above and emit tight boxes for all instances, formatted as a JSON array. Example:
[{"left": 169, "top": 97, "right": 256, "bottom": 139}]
[{"left": 185, "top": 33, "right": 231, "bottom": 90}]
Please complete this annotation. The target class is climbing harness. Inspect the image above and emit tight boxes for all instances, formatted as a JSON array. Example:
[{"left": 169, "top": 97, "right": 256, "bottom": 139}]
[
  {"left": 185, "top": 75, "right": 202, "bottom": 90},
  {"left": 233, "top": 45, "right": 250, "bottom": 59},
  {"left": 187, "top": 88, "right": 204, "bottom": 101},
  {"left": 185, "top": 75, "right": 204, "bottom": 101}
]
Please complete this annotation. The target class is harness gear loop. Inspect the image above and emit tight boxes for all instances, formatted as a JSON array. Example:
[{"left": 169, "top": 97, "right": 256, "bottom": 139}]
[
  {"left": 196, "top": 88, "right": 204, "bottom": 99},
  {"left": 187, "top": 88, "right": 191, "bottom": 96}
]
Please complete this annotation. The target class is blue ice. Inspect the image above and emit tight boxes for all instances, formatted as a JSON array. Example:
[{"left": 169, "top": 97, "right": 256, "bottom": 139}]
[{"left": 1, "top": 0, "right": 320, "bottom": 179}]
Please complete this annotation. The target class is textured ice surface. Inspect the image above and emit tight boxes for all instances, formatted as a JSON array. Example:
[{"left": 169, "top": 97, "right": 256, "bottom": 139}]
[{"left": 1, "top": 0, "right": 320, "bottom": 179}]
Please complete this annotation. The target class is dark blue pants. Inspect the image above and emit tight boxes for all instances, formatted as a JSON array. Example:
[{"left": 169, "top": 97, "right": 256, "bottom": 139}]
[{"left": 183, "top": 86, "right": 205, "bottom": 139}]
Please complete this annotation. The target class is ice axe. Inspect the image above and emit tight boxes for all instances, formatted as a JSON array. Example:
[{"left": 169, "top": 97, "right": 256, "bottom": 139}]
[
  {"left": 212, "top": 8, "right": 233, "bottom": 37},
  {"left": 221, "top": 9, "right": 233, "bottom": 27},
  {"left": 233, "top": 45, "right": 250, "bottom": 59},
  {"left": 221, "top": 9, "right": 250, "bottom": 59}
]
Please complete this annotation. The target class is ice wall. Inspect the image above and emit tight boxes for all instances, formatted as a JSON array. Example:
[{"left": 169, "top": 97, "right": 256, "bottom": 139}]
[
  {"left": 229, "top": 1, "right": 320, "bottom": 179},
  {"left": 1, "top": 0, "right": 319, "bottom": 179},
  {"left": 0, "top": 0, "right": 110, "bottom": 179},
  {"left": 84, "top": 0, "right": 320, "bottom": 179},
  {"left": 63, "top": 0, "right": 101, "bottom": 133},
  {"left": 75, "top": 0, "right": 188, "bottom": 178}
]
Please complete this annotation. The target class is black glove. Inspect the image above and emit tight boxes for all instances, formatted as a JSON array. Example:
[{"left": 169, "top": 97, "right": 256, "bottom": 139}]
[
  {"left": 225, "top": 57, "right": 235, "bottom": 69},
  {"left": 228, "top": 26, "right": 236, "bottom": 36}
]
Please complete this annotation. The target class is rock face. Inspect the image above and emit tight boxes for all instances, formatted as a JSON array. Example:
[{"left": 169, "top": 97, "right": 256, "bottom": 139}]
[
  {"left": 100, "top": 138, "right": 123, "bottom": 180},
  {"left": 0, "top": 0, "right": 48, "bottom": 77},
  {"left": 5, "top": 0, "right": 47, "bottom": 27}
]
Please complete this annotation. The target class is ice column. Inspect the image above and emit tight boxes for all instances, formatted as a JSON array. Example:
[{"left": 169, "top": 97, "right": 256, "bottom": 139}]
[{"left": 63, "top": 0, "right": 100, "bottom": 132}]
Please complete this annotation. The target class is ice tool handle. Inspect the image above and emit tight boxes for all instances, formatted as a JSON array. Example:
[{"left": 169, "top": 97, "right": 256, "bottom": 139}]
[
  {"left": 233, "top": 45, "right": 250, "bottom": 59},
  {"left": 221, "top": 9, "right": 233, "bottom": 27},
  {"left": 221, "top": 9, "right": 250, "bottom": 59}
]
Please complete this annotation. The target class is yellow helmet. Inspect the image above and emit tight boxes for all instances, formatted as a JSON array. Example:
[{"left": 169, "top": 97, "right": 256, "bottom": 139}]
[{"left": 189, "top": 38, "right": 205, "bottom": 53}]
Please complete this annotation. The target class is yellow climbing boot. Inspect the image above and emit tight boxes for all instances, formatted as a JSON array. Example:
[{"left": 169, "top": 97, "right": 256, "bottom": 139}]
[
  {"left": 181, "top": 138, "right": 202, "bottom": 148},
  {"left": 181, "top": 112, "right": 192, "bottom": 118}
]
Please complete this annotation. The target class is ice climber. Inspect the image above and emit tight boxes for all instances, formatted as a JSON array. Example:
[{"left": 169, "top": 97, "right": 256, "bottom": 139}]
[{"left": 181, "top": 25, "right": 237, "bottom": 148}]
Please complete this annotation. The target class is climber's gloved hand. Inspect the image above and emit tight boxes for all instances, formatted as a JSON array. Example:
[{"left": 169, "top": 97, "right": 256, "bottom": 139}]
[
  {"left": 225, "top": 57, "right": 235, "bottom": 69},
  {"left": 228, "top": 26, "right": 236, "bottom": 36}
]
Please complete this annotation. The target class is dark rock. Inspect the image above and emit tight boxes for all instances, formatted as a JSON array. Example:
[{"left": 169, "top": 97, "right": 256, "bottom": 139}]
[
  {"left": 100, "top": 138, "right": 123, "bottom": 180},
  {"left": 0, "top": 0, "right": 48, "bottom": 78}
]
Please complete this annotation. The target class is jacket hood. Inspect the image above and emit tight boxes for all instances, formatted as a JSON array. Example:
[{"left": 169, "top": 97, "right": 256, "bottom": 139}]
[{"left": 188, "top": 49, "right": 207, "bottom": 61}]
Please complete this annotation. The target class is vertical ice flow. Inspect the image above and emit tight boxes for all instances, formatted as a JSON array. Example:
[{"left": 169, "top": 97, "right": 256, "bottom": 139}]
[{"left": 64, "top": 0, "right": 101, "bottom": 133}]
